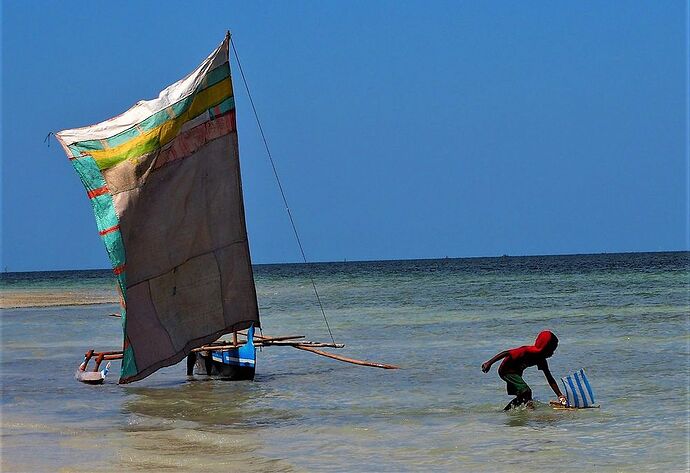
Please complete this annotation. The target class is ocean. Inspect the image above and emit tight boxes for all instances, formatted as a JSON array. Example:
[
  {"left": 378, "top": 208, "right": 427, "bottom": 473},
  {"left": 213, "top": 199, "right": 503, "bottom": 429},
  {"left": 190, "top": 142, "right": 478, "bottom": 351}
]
[{"left": 1, "top": 252, "right": 688, "bottom": 472}]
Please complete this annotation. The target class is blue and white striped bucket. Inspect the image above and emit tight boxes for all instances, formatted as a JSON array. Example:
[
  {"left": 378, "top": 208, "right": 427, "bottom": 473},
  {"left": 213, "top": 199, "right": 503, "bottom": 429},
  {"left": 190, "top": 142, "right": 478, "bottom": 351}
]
[{"left": 560, "top": 369, "right": 596, "bottom": 408}]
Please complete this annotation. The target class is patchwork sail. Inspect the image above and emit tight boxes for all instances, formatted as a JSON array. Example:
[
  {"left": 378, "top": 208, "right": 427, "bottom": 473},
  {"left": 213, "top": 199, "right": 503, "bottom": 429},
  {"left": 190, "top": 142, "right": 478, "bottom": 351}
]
[{"left": 56, "top": 34, "right": 260, "bottom": 383}]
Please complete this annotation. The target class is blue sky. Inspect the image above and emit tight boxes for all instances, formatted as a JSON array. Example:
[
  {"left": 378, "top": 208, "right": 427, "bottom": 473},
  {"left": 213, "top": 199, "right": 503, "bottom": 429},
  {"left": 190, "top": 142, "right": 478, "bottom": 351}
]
[{"left": 1, "top": 1, "right": 688, "bottom": 271}]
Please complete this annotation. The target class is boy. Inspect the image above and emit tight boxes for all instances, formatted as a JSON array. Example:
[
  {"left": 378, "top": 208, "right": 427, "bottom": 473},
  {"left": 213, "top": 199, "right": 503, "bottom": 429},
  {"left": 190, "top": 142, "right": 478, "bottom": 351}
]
[{"left": 481, "top": 330, "right": 567, "bottom": 410}]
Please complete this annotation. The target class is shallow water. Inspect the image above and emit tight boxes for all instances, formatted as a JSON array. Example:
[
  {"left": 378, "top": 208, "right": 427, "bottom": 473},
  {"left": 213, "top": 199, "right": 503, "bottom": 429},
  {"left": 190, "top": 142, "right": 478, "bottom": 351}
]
[{"left": 1, "top": 252, "right": 688, "bottom": 472}]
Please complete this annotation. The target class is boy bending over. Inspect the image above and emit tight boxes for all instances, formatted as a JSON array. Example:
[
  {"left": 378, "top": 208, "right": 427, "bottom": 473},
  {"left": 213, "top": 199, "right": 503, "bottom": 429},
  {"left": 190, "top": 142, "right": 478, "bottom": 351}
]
[{"left": 482, "top": 330, "right": 566, "bottom": 410}]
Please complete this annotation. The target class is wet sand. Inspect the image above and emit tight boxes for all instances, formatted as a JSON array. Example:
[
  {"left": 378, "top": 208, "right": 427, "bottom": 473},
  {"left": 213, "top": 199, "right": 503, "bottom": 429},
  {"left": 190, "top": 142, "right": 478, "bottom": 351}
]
[{"left": 0, "top": 289, "right": 118, "bottom": 309}]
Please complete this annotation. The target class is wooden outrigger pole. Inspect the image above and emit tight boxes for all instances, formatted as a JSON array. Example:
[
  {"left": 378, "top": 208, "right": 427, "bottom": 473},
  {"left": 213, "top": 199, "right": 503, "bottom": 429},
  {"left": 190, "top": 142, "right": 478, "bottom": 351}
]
[
  {"left": 75, "top": 349, "right": 123, "bottom": 385},
  {"left": 293, "top": 345, "right": 399, "bottom": 369},
  {"left": 76, "top": 331, "right": 398, "bottom": 383}
]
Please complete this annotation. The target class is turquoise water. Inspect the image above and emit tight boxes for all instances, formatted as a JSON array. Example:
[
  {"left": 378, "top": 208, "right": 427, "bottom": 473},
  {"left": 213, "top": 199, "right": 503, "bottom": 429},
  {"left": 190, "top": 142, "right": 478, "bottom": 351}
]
[{"left": 1, "top": 252, "right": 688, "bottom": 472}]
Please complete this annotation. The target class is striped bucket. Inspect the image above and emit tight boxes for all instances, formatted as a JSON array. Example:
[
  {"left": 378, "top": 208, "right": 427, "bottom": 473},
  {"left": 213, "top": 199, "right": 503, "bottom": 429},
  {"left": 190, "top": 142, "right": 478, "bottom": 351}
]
[{"left": 560, "top": 369, "right": 597, "bottom": 408}]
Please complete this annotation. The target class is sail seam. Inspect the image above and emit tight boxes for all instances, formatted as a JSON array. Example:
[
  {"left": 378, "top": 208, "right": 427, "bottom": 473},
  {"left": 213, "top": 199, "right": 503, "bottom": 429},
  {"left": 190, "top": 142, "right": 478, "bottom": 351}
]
[
  {"left": 125, "top": 239, "right": 250, "bottom": 289},
  {"left": 146, "top": 278, "right": 177, "bottom": 359}
]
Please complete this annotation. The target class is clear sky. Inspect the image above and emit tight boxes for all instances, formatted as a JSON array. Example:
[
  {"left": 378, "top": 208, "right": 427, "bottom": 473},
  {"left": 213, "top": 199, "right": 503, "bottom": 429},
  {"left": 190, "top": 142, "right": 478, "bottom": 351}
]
[{"left": 1, "top": 1, "right": 688, "bottom": 271}]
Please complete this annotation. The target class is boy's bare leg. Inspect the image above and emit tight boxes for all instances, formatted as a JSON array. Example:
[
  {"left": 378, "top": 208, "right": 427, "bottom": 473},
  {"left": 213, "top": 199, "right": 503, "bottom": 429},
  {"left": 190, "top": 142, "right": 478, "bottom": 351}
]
[
  {"left": 504, "top": 397, "right": 521, "bottom": 410},
  {"left": 504, "top": 390, "right": 533, "bottom": 410}
]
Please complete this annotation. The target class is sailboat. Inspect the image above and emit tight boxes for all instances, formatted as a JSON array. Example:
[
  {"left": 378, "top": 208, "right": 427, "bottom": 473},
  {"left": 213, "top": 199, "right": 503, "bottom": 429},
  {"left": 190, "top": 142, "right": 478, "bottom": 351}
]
[{"left": 56, "top": 33, "right": 396, "bottom": 384}]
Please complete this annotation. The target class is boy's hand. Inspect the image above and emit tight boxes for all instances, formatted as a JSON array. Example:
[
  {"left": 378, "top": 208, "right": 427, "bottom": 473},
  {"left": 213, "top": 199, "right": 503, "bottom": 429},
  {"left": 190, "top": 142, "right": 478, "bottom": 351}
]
[
  {"left": 481, "top": 362, "right": 491, "bottom": 373},
  {"left": 558, "top": 395, "right": 567, "bottom": 405}
]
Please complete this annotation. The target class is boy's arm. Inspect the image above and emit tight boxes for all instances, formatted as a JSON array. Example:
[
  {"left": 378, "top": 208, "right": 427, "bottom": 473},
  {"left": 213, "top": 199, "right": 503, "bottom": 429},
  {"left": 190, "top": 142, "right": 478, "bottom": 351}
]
[
  {"left": 481, "top": 350, "right": 509, "bottom": 373},
  {"left": 541, "top": 362, "right": 566, "bottom": 403}
]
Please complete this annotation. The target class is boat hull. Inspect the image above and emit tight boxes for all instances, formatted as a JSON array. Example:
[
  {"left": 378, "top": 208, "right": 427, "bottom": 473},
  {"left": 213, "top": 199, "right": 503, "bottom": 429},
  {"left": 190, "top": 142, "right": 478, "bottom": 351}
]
[
  {"left": 190, "top": 351, "right": 255, "bottom": 380},
  {"left": 75, "top": 370, "right": 105, "bottom": 384},
  {"left": 186, "top": 325, "right": 257, "bottom": 381}
]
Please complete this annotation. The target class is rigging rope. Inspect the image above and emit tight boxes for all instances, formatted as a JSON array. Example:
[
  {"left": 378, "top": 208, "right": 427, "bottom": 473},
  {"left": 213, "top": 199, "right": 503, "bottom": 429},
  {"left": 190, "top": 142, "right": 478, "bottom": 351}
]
[{"left": 230, "top": 37, "right": 336, "bottom": 345}]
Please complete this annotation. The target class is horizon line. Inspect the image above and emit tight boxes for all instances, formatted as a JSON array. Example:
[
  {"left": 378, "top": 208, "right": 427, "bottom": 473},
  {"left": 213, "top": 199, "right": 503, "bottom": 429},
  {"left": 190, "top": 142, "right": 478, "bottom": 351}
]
[{"left": 2, "top": 249, "right": 688, "bottom": 274}]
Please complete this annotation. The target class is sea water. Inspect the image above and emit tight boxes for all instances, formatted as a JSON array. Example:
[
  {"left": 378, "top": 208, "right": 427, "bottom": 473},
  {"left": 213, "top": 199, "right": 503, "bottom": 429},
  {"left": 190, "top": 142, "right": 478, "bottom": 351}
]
[{"left": 1, "top": 252, "right": 688, "bottom": 472}]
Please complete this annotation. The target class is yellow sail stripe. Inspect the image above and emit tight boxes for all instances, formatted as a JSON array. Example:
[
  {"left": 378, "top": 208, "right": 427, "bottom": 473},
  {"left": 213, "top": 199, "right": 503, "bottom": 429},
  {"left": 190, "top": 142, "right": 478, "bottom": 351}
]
[{"left": 88, "top": 78, "right": 233, "bottom": 170}]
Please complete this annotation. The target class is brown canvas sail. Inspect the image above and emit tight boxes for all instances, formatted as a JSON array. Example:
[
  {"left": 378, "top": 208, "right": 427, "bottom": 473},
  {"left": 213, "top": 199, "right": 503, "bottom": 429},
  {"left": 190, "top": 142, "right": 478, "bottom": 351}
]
[{"left": 56, "top": 34, "right": 260, "bottom": 383}]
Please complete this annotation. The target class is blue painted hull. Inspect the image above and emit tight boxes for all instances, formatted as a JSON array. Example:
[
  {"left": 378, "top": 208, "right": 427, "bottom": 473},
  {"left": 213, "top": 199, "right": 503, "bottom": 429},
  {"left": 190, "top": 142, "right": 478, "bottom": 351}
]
[
  {"left": 187, "top": 325, "right": 257, "bottom": 381},
  {"left": 193, "top": 351, "right": 255, "bottom": 380}
]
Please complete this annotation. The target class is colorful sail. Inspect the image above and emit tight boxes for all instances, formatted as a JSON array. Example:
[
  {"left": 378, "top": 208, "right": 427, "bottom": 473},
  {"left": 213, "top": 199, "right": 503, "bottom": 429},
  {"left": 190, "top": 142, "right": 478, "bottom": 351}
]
[{"left": 56, "top": 34, "right": 260, "bottom": 383}]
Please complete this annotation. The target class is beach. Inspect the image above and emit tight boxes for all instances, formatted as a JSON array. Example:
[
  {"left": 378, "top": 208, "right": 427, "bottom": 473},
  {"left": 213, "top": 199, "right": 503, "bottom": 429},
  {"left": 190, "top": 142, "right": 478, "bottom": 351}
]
[
  {"left": 1, "top": 252, "right": 688, "bottom": 472},
  {"left": 0, "top": 270, "right": 118, "bottom": 309}
]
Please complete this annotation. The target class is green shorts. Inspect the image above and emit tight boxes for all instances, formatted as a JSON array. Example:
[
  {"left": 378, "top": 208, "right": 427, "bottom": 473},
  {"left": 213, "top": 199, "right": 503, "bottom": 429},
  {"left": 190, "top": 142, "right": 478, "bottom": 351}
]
[{"left": 500, "top": 373, "right": 530, "bottom": 396}]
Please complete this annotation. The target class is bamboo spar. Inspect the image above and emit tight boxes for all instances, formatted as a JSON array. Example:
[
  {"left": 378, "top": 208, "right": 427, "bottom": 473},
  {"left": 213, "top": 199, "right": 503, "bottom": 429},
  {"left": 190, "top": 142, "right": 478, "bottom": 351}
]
[
  {"left": 294, "top": 345, "right": 399, "bottom": 369},
  {"left": 76, "top": 334, "right": 398, "bottom": 374},
  {"left": 193, "top": 340, "right": 344, "bottom": 352}
]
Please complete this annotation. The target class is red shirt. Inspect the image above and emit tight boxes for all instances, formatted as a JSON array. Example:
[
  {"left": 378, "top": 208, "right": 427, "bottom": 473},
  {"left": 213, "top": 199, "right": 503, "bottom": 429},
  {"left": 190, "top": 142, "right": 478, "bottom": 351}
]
[
  {"left": 498, "top": 345, "right": 548, "bottom": 375},
  {"left": 498, "top": 330, "right": 558, "bottom": 376}
]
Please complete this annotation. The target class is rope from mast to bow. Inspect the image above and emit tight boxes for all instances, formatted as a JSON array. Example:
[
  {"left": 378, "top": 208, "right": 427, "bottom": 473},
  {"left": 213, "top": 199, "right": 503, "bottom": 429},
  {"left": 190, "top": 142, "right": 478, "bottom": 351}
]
[{"left": 230, "top": 35, "right": 336, "bottom": 346}]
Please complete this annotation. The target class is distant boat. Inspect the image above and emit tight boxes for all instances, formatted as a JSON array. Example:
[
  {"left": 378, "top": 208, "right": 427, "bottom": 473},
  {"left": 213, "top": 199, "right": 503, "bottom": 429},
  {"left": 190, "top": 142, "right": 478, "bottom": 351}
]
[{"left": 56, "top": 33, "right": 397, "bottom": 384}]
